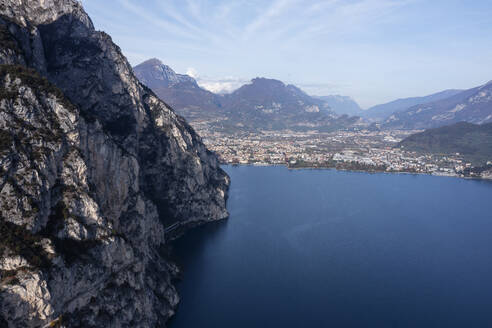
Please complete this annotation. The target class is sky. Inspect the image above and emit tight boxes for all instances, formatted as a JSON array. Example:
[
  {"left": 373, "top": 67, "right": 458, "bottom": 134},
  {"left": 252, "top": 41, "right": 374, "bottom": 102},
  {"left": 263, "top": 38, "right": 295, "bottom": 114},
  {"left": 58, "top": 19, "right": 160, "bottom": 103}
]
[{"left": 80, "top": 0, "right": 492, "bottom": 108}]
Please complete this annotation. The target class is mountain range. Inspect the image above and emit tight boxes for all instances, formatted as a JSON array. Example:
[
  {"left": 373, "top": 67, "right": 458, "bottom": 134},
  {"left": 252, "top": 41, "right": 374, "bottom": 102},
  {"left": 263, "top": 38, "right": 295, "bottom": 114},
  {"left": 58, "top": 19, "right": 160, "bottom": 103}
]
[
  {"left": 384, "top": 81, "right": 492, "bottom": 129},
  {"left": 134, "top": 59, "right": 360, "bottom": 132},
  {"left": 218, "top": 78, "right": 360, "bottom": 132},
  {"left": 133, "top": 59, "right": 220, "bottom": 119},
  {"left": 313, "top": 95, "right": 362, "bottom": 116},
  {"left": 135, "top": 59, "right": 492, "bottom": 133},
  {"left": 362, "top": 89, "right": 463, "bottom": 122}
]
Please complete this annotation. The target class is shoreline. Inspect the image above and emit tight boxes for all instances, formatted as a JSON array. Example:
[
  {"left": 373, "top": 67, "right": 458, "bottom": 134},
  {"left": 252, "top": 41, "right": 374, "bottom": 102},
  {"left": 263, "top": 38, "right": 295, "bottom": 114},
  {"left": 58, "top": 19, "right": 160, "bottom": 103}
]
[{"left": 222, "top": 162, "right": 492, "bottom": 180}]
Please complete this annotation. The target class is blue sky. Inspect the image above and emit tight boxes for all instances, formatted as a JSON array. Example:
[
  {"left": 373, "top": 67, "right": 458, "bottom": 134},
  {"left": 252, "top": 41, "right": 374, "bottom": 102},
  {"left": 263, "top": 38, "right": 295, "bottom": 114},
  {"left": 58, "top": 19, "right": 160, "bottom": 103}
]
[{"left": 81, "top": 0, "right": 492, "bottom": 108}]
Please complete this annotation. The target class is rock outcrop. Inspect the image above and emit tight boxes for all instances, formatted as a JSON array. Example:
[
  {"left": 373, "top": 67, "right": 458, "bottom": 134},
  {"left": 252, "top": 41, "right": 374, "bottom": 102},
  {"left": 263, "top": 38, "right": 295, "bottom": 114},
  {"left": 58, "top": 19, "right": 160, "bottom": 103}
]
[{"left": 0, "top": 1, "right": 229, "bottom": 327}]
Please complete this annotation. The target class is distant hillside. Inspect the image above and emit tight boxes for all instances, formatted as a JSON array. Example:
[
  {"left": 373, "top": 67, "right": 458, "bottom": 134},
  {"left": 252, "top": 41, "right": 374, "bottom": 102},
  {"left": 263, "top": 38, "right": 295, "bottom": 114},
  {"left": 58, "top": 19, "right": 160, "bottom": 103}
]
[
  {"left": 133, "top": 58, "right": 221, "bottom": 119},
  {"left": 223, "top": 77, "right": 332, "bottom": 116},
  {"left": 218, "top": 78, "right": 359, "bottom": 131},
  {"left": 363, "top": 89, "right": 463, "bottom": 121},
  {"left": 133, "top": 58, "right": 195, "bottom": 87},
  {"left": 134, "top": 59, "right": 360, "bottom": 132},
  {"left": 398, "top": 122, "right": 492, "bottom": 165},
  {"left": 314, "top": 95, "right": 362, "bottom": 116},
  {"left": 385, "top": 82, "right": 492, "bottom": 129}
]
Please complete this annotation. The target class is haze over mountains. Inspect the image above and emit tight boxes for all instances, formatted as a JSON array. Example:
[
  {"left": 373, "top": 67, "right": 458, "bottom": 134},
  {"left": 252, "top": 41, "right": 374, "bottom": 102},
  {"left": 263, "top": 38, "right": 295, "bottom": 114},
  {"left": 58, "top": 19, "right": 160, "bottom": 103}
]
[
  {"left": 221, "top": 78, "right": 362, "bottom": 132},
  {"left": 384, "top": 81, "right": 492, "bottom": 129},
  {"left": 313, "top": 95, "right": 362, "bottom": 116},
  {"left": 134, "top": 59, "right": 492, "bottom": 134},
  {"left": 134, "top": 59, "right": 360, "bottom": 132},
  {"left": 362, "top": 89, "right": 463, "bottom": 122}
]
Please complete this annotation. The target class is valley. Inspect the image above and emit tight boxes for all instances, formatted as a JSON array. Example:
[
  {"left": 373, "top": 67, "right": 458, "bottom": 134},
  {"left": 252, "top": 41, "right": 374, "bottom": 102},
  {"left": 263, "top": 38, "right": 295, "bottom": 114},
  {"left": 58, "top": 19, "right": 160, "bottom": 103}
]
[
  {"left": 197, "top": 127, "right": 490, "bottom": 178},
  {"left": 133, "top": 59, "right": 492, "bottom": 179},
  {"left": 1, "top": 1, "right": 492, "bottom": 327}
]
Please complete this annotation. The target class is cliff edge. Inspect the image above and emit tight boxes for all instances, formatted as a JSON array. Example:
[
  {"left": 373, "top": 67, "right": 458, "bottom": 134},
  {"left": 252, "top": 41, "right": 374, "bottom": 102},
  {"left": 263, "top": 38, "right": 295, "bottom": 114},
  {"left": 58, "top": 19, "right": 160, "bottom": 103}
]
[{"left": 0, "top": 0, "right": 229, "bottom": 327}]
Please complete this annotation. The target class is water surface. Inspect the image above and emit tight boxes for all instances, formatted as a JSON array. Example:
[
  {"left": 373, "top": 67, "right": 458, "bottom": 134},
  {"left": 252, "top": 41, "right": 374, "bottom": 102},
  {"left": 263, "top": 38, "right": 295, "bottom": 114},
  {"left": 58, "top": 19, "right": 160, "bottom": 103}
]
[{"left": 170, "top": 166, "right": 492, "bottom": 327}]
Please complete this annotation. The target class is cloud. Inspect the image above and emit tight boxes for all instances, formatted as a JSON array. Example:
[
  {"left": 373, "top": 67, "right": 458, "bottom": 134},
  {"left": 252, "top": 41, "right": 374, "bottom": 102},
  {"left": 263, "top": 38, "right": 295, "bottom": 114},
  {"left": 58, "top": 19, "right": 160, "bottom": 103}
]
[
  {"left": 271, "top": 0, "right": 416, "bottom": 44},
  {"left": 186, "top": 67, "right": 199, "bottom": 79},
  {"left": 186, "top": 68, "right": 249, "bottom": 93},
  {"left": 198, "top": 80, "right": 245, "bottom": 94},
  {"left": 198, "top": 76, "right": 250, "bottom": 94},
  {"left": 287, "top": 81, "right": 353, "bottom": 99},
  {"left": 117, "top": 0, "right": 198, "bottom": 41},
  {"left": 243, "top": 0, "right": 298, "bottom": 38},
  {"left": 84, "top": 0, "right": 489, "bottom": 108}
]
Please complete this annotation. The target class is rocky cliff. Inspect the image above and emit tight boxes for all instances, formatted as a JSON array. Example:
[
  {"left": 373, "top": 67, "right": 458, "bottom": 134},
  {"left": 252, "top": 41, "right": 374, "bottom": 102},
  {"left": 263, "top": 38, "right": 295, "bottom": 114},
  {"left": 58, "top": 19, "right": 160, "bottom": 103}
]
[{"left": 0, "top": 1, "right": 229, "bottom": 327}]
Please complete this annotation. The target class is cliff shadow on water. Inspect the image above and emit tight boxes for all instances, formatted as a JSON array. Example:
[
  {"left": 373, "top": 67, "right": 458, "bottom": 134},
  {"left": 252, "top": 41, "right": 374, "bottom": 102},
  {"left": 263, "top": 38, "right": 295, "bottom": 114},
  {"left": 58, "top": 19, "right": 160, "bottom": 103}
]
[{"left": 170, "top": 219, "right": 230, "bottom": 273}]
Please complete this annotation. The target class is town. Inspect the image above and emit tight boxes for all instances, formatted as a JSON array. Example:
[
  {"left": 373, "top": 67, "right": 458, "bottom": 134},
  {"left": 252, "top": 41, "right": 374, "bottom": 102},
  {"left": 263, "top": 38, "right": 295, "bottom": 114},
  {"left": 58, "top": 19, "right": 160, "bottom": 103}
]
[{"left": 193, "top": 126, "right": 489, "bottom": 178}]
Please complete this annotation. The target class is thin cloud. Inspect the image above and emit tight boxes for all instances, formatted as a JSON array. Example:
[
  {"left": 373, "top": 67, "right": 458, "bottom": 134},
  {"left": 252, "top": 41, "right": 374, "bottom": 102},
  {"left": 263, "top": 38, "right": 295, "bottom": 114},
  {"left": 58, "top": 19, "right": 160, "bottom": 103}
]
[
  {"left": 154, "top": 1, "right": 225, "bottom": 47},
  {"left": 243, "top": 0, "right": 299, "bottom": 39},
  {"left": 187, "top": 68, "right": 249, "bottom": 93},
  {"left": 118, "top": 0, "right": 199, "bottom": 41},
  {"left": 186, "top": 67, "right": 199, "bottom": 78},
  {"left": 199, "top": 77, "right": 250, "bottom": 94},
  {"left": 82, "top": 0, "right": 492, "bottom": 107}
]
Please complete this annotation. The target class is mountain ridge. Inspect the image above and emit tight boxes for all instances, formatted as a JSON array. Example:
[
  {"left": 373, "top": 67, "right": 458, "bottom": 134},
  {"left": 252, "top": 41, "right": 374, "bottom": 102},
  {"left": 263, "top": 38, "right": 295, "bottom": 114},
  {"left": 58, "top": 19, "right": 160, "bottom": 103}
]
[
  {"left": 313, "top": 95, "right": 362, "bottom": 116},
  {"left": 134, "top": 58, "right": 197, "bottom": 88},
  {"left": 363, "top": 89, "right": 463, "bottom": 121},
  {"left": 133, "top": 58, "right": 222, "bottom": 119},
  {"left": 133, "top": 59, "right": 360, "bottom": 132},
  {"left": 384, "top": 82, "right": 492, "bottom": 129}
]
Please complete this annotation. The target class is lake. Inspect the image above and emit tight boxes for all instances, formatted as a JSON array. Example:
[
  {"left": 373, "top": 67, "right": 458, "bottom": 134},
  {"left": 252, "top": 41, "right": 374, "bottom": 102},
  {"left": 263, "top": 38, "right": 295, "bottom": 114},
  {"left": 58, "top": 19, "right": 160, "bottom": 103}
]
[{"left": 170, "top": 165, "right": 492, "bottom": 328}]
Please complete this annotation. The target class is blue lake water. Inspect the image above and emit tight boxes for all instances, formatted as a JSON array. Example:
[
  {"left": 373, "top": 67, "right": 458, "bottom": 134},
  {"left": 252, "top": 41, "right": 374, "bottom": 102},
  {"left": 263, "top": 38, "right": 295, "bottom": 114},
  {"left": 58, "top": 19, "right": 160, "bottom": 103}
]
[{"left": 170, "top": 166, "right": 492, "bottom": 328}]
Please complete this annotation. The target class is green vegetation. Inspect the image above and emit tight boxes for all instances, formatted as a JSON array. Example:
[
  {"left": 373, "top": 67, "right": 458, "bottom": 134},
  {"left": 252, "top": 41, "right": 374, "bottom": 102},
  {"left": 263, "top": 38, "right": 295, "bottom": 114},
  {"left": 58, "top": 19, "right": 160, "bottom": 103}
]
[
  {"left": 0, "top": 218, "right": 52, "bottom": 268},
  {"left": 1, "top": 181, "right": 101, "bottom": 269},
  {"left": 398, "top": 122, "right": 492, "bottom": 165},
  {"left": 0, "top": 21, "right": 22, "bottom": 56},
  {"left": 38, "top": 180, "right": 102, "bottom": 265},
  {"left": 51, "top": 237, "right": 100, "bottom": 265},
  {"left": 41, "top": 200, "right": 70, "bottom": 236},
  {"left": 463, "top": 164, "right": 492, "bottom": 178},
  {"left": 0, "top": 129, "right": 12, "bottom": 152},
  {"left": 0, "top": 65, "right": 74, "bottom": 157},
  {"left": 103, "top": 114, "right": 136, "bottom": 136},
  {"left": 0, "top": 64, "right": 77, "bottom": 113},
  {"left": 289, "top": 159, "right": 388, "bottom": 172}
]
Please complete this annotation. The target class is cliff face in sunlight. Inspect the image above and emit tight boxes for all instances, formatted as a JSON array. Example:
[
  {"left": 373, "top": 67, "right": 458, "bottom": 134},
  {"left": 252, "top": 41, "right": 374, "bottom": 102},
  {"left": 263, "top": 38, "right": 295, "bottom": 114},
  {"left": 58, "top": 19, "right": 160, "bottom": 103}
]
[{"left": 0, "top": 0, "right": 228, "bottom": 327}]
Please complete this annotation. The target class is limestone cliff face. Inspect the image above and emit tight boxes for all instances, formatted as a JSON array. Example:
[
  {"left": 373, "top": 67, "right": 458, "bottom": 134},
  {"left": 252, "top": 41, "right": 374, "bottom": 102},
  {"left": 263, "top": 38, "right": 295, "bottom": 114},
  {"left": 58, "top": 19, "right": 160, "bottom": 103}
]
[{"left": 0, "top": 1, "right": 229, "bottom": 327}]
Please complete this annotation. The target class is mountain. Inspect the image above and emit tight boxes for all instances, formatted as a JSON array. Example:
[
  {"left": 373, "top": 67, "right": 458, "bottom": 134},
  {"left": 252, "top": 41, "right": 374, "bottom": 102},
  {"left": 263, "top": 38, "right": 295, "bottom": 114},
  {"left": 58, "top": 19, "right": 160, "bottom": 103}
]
[
  {"left": 398, "top": 122, "right": 492, "bottom": 165},
  {"left": 133, "top": 58, "right": 196, "bottom": 87},
  {"left": 384, "top": 82, "right": 492, "bottom": 129},
  {"left": 313, "top": 95, "right": 362, "bottom": 116},
  {"left": 133, "top": 59, "right": 221, "bottom": 119},
  {"left": 218, "top": 78, "right": 359, "bottom": 131},
  {"left": 134, "top": 60, "right": 360, "bottom": 132},
  {"left": 363, "top": 89, "right": 463, "bottom": 121},
  {"left": 0, "top": 1, "right": 228, "bottom": 327}
]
